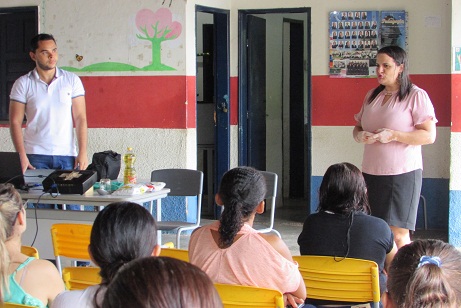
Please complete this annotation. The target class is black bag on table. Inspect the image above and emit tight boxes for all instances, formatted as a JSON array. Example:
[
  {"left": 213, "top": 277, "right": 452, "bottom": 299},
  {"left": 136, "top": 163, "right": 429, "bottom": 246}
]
[{"left": 87, "top": 150, "right": 121, "bottom": 181}]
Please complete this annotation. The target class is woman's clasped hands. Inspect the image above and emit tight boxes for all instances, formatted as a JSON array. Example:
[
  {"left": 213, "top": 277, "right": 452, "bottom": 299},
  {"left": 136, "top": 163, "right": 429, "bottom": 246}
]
[{"left": 356, "top": 128, "right": 395, "bottom": 144}]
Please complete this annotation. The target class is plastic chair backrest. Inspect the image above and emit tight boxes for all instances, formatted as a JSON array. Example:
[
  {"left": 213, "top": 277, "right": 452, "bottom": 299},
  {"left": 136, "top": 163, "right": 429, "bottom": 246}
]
[
  {"left": 293, "top": 255, "right": 380, "bottom": 308},
  {"left": 257, "top": 171, "right": 281, "bottom": 237},
  {"left": 50, "top": 223, "right": 92, "bottom": 275},
  {"left": 21, "top": 245, "right": 39, "bottom": 258},
  {"left": 4, "top": 303, "right": 36, "bottom": 308},
  {"left": 214, "top": 283, "right": 284, "bottom": 308},
  {"left": 150, "top": 169, "right": 204, "bottom": 248},
  {"left": 159, "top": 248, "right": 189, "bottom": 262},
  {"left": 62, "top": 267, "right": 102, "bottom": 291}
]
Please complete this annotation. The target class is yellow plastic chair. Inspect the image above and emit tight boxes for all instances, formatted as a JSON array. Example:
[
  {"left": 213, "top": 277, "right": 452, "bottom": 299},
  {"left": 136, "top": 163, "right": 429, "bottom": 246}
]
[
  {"left": 50, "top": 223, "right": 92, "bottom": 275},
  {"left": 21, "top": 245, "right": 39, "bottom": 258},
  {"left": 214, "top": 283, "right": 284, "bottom": 308},
  {"left": 62, "top": 266, "right": 102, "bottom": 291},
  {"left": 4, "top": 303, "right": 36, "bottom": 308},
  {"left": 159, "top": 247, "right": 189, "bottom": 262},
  {"left": 293, "top": 255, "right": 380, "bottom": 308}
]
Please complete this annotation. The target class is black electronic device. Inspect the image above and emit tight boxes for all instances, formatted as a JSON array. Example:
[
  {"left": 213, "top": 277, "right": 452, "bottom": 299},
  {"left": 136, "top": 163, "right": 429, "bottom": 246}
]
[
  {"left": 0, "top": 152, "right": 26, "bottom": 189},
  {"left": 42, "top": 170, "right": 97, "bottom": 194}
]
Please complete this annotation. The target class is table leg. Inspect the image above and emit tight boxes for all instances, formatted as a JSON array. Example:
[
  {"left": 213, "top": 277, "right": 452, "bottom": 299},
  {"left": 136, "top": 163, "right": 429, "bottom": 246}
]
[{"left": 156, "top": 199, "right": 162, "bottom": 245}]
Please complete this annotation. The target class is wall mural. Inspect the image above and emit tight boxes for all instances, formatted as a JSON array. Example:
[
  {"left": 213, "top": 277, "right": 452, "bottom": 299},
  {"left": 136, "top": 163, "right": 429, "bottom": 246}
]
[{"left": 62, "top": 7, "right": 182, "bottom": 72}]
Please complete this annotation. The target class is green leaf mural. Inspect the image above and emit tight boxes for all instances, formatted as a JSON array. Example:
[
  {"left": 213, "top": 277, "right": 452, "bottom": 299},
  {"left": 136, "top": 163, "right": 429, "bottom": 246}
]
[{"left": 62, "top": 7, "right": 182, "bottom": 72}]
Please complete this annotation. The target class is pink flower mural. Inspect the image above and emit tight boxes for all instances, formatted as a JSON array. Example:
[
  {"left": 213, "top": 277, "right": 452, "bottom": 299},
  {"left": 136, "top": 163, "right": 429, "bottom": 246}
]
[{"left": 136, "top": 8, "right": 182, "bottom": 67}]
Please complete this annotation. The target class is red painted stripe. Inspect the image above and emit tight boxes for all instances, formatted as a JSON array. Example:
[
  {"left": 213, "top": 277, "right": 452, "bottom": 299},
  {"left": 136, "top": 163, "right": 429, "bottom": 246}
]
[
  {"left": 452, "top": 74, "right": 461, "bottom": 132},
  {"left": 230, "top": 77, "right": 239, "bottom": 125},
  {"left": 81, "top": 76, "right": 188, "bottom": 128},
  {"left": 312, "top": 74, "right": 451, "bottom": 127},
  {"left": 186, "top": 76, "right": 196, "bottom": 128}
]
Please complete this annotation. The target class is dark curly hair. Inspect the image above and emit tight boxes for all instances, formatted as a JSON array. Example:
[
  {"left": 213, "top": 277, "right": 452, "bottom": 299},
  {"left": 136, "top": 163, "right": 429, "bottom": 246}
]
[{"left": 218, "top": 167, "right": 266, "bottom": 248}]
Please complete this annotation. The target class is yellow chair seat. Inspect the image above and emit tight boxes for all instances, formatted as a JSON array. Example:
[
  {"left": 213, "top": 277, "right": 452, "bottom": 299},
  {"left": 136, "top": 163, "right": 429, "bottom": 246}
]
[
  {"left": 21, "top": 245, "right": 39, "bottom": 258},
  {"left": 214, "top": 283, "right": 284, "bottom": 308},
  {"left": 4, "top": 303, "right": 37, "bottom": 308},
  {"left": 159, "top": 248, "right": 189, "bottom": 262},
  {"left": 62, "top": 267, "right": 102, "bottom": 291},
  {"left": 293, "top": 255, "right": 380, "bottom": 308}
]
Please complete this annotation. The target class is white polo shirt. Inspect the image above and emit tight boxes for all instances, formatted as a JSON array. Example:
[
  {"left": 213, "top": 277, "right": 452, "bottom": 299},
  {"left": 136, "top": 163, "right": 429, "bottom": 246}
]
[{"left": 10, "top": 68, "right": 85, "bottom": 156}]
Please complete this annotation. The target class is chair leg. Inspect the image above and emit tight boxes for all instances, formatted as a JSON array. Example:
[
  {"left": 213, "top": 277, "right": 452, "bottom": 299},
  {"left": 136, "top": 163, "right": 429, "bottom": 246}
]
[
  {"left": 272, "top": 229, "right": 282, "bottom": 238},
  {"left": 176, "top": 231, "right": 182, "bottom": 249}
]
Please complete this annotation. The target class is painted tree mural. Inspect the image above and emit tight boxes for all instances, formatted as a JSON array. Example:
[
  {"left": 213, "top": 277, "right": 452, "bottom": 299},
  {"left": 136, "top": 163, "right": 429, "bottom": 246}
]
[{"left": 136, "top": 8, "right": 182, "bottom": 68}]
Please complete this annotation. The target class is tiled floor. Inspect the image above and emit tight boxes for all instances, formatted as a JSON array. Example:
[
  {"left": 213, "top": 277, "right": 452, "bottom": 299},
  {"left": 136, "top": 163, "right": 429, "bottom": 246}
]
[{"left": 163, "top": 200, "right": 448, "bottom": 255}]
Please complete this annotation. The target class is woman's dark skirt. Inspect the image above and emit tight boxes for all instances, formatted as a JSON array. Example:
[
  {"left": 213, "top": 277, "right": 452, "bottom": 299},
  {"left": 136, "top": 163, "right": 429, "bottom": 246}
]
[{"left": 363, "top": 169, "right": 422, "bottom": 231}]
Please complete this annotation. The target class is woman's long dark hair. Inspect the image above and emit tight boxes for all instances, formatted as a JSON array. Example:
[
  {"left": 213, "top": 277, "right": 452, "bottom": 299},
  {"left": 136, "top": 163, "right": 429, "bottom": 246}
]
[
  {"left": 317, "top": 162, "right": 370, "bottom": 215},
  {"left": 89, "top": 202, "right": 157, "bottom": 307},
  {"left": 367, "top": 45, "right": 413, "bottom": 103},
  {"left": 102, "top": 257, "right": 223, "bottom": 308},
  {"left": 218, "top": 167, "right": 266, "bottom": 248}
]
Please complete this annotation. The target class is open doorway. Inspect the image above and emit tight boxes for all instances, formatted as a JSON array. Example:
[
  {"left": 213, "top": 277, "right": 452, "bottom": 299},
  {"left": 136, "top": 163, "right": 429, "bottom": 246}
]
[
  {"left": 196, "top": 6, "right": 230, "bottom": 219},
  {"left": 239, "top": 9, "right": 311, "bottom": 211}
]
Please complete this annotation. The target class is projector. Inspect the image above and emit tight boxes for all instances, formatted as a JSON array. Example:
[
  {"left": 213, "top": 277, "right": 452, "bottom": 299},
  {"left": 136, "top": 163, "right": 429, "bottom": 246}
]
[{"left": 42, "top": 170, "right": 97, "bottom": 194}]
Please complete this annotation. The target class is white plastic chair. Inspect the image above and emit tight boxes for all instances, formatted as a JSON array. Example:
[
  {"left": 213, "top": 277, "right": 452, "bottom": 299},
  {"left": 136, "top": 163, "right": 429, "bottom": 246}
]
[
  {"left": 256, "top": 171, "right": 281, "bottom": 238},
  {"left": 150, "top": 169, "right": 204, "bottom": 248}
]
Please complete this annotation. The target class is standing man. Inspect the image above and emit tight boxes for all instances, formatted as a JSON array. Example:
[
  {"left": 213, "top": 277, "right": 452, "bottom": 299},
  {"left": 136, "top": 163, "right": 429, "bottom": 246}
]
[
  {"left": 9, "top": 34, "right": 88, "bottom": 209},
  {"left": 9, "top": 33, "right": 88, "bottom": 173}
]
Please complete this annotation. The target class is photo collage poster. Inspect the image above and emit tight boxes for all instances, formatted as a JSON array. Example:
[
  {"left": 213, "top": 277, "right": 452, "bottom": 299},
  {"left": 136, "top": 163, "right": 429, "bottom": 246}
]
[{"left": 329, "top": 10, "right": 406, "bottom": 78}]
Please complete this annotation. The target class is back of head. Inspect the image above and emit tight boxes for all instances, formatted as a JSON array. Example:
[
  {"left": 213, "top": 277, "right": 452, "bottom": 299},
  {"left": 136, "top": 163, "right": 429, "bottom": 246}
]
[
  {"left": 102, "top": 256, "right": 223, "bottom": 308},
  {"left": 218, "top": 167, "right": 266, "bottom": 248},
  {"left": 318, "top": 162, "right": 369, "bottom": 215},
  {"left": 0, "top": 183, "right": 24, "bottom": 303},
  {"left": 30, "top": 33, "right": 56, "bottom": 52},
  {"left": 89, "top": 202, "right": 157, "bottom": 285},
  {"left": 387, "top": 239, "right": 461, "bottom": 308}
]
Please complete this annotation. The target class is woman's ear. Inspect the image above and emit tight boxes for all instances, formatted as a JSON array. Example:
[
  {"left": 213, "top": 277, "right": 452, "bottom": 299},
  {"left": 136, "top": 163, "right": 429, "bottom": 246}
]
[
  {"left": 255, "top": 200, "right": 265, "bottom": 214},
  {"left": 215, "top": 194, "right": 223, "bottom": 206},
  {"left": 381, "top": 291, "right": 396, "bottom": 308},
  {"left": 152, "top": 244, "right": 161, "bottom": 257}
]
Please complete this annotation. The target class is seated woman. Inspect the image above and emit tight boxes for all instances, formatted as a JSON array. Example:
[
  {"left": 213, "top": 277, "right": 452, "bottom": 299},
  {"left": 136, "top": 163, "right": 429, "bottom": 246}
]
[
  {"left": 51, "top": 202, "right": 160, "bottom": 308},
  {"left": 298, "top": 162, "right": 397, "bottom": 300},
  {"left": 102, "top": 256, "right": 222, "bottom": 308},
  {"left": 384, "top": 239, "right": 461, "bottom": 308},
  {"left": 0, "top": 183, "right": 64, "bottom": 307},
  {"left": 189, "top": 167, "right": 306, "bottom": 307}
]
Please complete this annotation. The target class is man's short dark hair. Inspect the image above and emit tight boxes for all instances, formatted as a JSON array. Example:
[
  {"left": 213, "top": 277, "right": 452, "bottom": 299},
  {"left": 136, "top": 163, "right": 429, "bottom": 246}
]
[{"left": 30, "top": 33, "right": 56, "bottom": 52}]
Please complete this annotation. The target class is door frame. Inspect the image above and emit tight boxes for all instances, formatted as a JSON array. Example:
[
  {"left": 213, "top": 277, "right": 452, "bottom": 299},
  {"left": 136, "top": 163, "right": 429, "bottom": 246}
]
[
  {"left": 238, "top": 8, "right": 312, "bottom": 205},
  {"left": 195, "top": 5, "right": 230, "bottom": 218}
]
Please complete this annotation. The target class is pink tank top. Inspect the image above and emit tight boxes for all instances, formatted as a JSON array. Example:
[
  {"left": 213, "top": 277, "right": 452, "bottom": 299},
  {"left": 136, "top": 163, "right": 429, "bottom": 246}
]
[{"left": 189, "top": 221, "right": 301, "bottom": 294}]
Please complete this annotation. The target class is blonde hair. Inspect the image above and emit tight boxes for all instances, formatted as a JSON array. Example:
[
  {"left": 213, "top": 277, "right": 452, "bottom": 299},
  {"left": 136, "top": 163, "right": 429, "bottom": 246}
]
[{"left": 0, "top": 183, "right": 24, "bottom": 303}]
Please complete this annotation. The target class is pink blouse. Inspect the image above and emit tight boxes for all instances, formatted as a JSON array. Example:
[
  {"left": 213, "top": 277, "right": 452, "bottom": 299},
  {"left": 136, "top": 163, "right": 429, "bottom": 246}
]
[
  {"left": 189, "top": 221, "right": 301, "bottom": 294},
  {"left": 354, "top": 85, "right": 437, "bottom": 175}
]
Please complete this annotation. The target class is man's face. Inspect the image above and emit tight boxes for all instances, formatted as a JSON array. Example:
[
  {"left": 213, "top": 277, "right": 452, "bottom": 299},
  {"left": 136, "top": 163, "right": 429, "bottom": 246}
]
[{"left": 30, "top": 39, "right": 58, "bottom": 71}]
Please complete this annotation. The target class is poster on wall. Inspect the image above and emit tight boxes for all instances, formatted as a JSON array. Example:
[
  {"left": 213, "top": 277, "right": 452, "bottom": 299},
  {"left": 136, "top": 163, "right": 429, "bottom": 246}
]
[
  {"left": 380, "top": 10, "right": 406, "bottom": 50},
  {"left": 454, "top": 47, "right": 461, "bottom": 72},
  {"left": 329, "top": 10, "right": 406, "bottom": 78}
]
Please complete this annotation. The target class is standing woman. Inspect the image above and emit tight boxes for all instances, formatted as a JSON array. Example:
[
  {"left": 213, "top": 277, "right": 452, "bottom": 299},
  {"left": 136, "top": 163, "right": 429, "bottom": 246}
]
[{"left": 353, "top": 45, "right": 437, "bottom": 248}]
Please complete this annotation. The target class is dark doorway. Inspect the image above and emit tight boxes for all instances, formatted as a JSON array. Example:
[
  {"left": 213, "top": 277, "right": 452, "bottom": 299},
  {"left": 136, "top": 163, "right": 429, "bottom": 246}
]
[
  {"left": 239, "top": 9, "right": 311, "bottom": 210},
  {"left": 0, "top": 6, "right": 38, "bottom": 121},
  {"left": 246, "top": 15, "right": 266, "bottom": 171},
  {"left": 288, "top": 20, "right": 305, "bottom": 198},
  {"left": 196, "top": 6, "right": 230, "bottom": 219}
]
